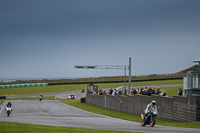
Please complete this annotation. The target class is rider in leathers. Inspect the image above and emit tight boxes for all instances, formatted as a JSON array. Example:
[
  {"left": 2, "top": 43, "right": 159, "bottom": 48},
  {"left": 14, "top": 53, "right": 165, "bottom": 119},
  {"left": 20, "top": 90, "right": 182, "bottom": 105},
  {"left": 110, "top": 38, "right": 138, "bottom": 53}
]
[
  {"left": 144, "top": 100, "right": 158, "bottom": 118},
  {"left": 6, "top": 101, "right": 12, "bottom": 111}
]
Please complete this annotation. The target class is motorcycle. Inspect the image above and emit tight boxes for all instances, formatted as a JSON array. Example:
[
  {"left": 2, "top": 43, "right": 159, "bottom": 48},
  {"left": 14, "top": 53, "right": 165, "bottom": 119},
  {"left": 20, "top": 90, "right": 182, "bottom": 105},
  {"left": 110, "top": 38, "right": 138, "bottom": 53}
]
[
  {"left": 141, "top": 109, "right": 157, "bottom": 127},
  {"left": 68, "top": 94, "right": 76, "bottom": 99},
  {"left": 5, "top": 107, "right": 12, "bottom": 117}
]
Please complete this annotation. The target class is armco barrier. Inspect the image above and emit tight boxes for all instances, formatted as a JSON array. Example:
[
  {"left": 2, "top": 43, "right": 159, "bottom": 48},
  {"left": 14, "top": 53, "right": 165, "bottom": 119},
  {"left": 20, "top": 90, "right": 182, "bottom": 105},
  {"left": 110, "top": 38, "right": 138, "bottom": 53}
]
[
  {"left": 0, "top": 83, "right": 48, "bottom": 88},
  {"left": 0, "top": 96, "right": 6, "bottom": 99},
  {"left": 86, "top": 94, "right": 200, "bottom": 122}
]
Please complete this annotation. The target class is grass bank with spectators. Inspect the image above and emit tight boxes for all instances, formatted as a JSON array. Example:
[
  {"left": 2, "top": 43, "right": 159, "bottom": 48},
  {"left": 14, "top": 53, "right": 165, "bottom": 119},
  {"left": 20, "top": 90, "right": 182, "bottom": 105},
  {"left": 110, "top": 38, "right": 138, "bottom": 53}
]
[{"left": 0, "top": 79, "right": 182, "bottom": 95}]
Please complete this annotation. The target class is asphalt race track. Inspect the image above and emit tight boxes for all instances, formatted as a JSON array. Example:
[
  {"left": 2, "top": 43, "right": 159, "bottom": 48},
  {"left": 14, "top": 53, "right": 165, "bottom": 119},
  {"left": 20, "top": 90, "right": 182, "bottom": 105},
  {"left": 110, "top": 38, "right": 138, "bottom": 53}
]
[{"left": 1, "top": 100, "right": 200, "bottom": 133}]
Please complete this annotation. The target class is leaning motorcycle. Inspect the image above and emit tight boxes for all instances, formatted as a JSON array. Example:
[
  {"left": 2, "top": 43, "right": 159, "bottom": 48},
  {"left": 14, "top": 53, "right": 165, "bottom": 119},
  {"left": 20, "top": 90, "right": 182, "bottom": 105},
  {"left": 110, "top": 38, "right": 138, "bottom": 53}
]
[
  {"left": 141, "top": 109, "right": 157, "bottom": 127},
  {"left": 5, "top": 107, "right": 12, "bottom": 117}
]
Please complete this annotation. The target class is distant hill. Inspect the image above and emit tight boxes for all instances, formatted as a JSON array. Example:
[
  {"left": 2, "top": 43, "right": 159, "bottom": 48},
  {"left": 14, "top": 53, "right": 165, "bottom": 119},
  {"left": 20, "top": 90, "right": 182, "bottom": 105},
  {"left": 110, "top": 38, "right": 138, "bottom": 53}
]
[{"left": 176, "top": 65, "right": 200, "bottom": 74}]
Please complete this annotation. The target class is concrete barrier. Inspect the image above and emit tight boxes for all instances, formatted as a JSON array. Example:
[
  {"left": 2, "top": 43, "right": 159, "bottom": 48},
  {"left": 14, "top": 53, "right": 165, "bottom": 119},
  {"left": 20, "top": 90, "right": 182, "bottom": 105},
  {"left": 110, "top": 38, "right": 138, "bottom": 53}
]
[{"left": 86, "top": 94, "right": 200, "bottom": 122}]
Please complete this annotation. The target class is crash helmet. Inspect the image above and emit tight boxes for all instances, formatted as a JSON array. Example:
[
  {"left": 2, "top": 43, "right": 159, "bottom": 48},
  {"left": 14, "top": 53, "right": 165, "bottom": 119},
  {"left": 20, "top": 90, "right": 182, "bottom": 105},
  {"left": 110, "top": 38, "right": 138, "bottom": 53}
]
[
  {"left": 151, "top": 100, "right": 156, "bottom": 106},
  {"left": 8, "top": 101, "right": 11, "bottom": 104}
]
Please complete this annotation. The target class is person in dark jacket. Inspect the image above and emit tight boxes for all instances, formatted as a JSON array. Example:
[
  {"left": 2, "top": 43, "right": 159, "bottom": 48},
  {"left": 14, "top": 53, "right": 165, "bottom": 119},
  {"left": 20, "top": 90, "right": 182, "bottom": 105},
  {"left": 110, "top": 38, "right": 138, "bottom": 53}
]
[
  {"left": 133, "top": 89, "right": 137, "bottom": 95},
  {"left": 147, "top": 88, "right": 152, "bottom": 96},
  {"left": 156, "top": 87, "right": 160, "bottom": 95},
  {"left": 178, "top": 88, "right": 183, "bottom": 96},
  {"left": 151, "top": 88, "right": 155, "bottom": 94}
]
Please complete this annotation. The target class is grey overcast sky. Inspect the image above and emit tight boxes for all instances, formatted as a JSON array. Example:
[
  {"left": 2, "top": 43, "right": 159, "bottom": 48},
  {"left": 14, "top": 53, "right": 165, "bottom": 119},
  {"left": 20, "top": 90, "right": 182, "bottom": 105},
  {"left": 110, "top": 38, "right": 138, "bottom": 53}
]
[{"left": 0, "top": 0, "right": 200, "bottom": 79}]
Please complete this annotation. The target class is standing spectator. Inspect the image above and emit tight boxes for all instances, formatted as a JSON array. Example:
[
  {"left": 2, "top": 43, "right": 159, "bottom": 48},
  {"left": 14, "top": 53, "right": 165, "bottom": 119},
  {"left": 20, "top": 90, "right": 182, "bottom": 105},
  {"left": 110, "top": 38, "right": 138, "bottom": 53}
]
[
  {"left": 131, "top": 88, "right": 134, "bottom": 95},
  {"left": 99, "top": 89, "right": 103, "bottom": 95},
  {"left": 109, "top": 88, "right": 113, "bottom": 95},
  {"left": 156, "top": 87, "right": 160, "bottom": 95},
  {"left": 151, "top": 88, "right": 155, "bottom": 94},
  {"left": 118, "top": 89, "right": 122, "bottom": 95},
  {"left": 124, "top": 89, "right": 127, "bottom": 96},
  {"left": 133, "top": 89, "right": 137, "bottom": 95},
  {"left": 161, "top": 89, "right": 167, "bottom": 96},
  {"left": 137, "top": 88, "right": 140, "bottom": 94},
  {"left": 92, "top": 91, "right": 96, "bottom": 95},
  {"left": 140, "top": 87, "right": 144, "bottom": 95},
  {"left": 143, "top": 88, "right": 147, "bottom": 95},
  {"left": 112, "top": 89, "right": 116, "bottom": 95},
  {"left": 147, "top": 88, "right": 152, "bottom": 96},
  {"left": 178, "top": 88, "right": 183, "bottom": 96}
]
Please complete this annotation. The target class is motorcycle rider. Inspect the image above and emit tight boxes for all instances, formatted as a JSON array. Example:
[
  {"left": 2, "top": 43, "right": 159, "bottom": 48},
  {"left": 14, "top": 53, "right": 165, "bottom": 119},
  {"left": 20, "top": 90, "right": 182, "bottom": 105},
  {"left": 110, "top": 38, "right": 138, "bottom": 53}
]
[
  {"left": 6, "top": 101, "right": 12, "bottom": 111},
  {"left": 39, "top": 94, "right": 43, "bottom": 101},
  {"left": 142, "top": 100, "right": 158, "bottom": 119},
  {"left": 70, "top": 93, "right": 75, "bottom": 99}
]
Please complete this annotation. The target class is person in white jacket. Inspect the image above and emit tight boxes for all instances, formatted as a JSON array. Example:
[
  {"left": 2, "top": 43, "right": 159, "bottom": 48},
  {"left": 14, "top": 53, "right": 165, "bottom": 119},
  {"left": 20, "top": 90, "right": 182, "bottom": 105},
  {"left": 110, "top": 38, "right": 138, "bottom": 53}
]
[
  {"left": 145, "top": 100, "right": 158, "bottom": 115},
  {"left": 141, "top": 100, "right": 158, "bottom": 119}
]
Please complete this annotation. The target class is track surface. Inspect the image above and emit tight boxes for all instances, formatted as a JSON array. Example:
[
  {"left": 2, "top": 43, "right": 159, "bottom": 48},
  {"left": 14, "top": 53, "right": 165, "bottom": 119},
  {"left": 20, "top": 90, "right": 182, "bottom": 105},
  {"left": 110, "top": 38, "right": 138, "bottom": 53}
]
[{"left": 1, "top": 100, "right": 200, "bottom": 133}]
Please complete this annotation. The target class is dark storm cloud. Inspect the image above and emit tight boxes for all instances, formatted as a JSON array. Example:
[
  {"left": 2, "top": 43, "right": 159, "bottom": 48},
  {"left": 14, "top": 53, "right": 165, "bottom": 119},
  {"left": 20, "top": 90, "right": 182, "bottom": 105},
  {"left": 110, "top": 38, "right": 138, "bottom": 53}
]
[
  {"left": 1, "top": 0, "right": 200, "bottom": 34},
  {"left": 0, "top": 0, "right": 200, "bottom": 78}
]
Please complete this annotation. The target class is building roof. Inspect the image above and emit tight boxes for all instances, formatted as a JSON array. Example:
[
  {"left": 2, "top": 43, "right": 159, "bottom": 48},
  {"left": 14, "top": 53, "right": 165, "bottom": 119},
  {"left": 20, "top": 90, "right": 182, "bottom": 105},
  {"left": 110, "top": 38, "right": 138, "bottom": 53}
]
[{"left": 193, "top": 58, "right": 200, "bottom": 65}]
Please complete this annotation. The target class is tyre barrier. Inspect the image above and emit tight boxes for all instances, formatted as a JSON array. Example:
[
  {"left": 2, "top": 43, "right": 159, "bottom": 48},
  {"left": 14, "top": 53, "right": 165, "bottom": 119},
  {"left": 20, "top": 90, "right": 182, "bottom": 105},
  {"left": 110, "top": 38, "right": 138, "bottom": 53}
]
[
  {"left": 0, "top": 96, "right": 6, "bottom": 99},
  {"left": 81, "top": 97, "right": 86, "bottom": 103},
  {"left": 0, "top": 83, "right": 48, "bottom": 88}
]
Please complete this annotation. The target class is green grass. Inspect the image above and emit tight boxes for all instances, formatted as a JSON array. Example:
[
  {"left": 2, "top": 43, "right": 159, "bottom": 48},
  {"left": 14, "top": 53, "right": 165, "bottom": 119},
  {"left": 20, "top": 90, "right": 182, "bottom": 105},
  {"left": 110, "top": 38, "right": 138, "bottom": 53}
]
[
  {"left": 60, "top": 99, "right": 200, "bottom": 129},
  {"left": 0, "top": 121, "right": 138, "bottom": 133},
  {"left": 0, "top": 79, "right": 183, "bottom": 95},
  {"left": 0, "top": 84, "right": 87, "bottom": 95}
]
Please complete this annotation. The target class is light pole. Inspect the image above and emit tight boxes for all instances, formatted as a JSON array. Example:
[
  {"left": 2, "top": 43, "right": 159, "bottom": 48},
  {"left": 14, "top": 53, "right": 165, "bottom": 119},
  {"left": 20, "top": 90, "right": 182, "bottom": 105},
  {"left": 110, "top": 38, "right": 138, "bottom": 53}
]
[{"left": 129, "top": 57, "right": 131, "bottom": 94}]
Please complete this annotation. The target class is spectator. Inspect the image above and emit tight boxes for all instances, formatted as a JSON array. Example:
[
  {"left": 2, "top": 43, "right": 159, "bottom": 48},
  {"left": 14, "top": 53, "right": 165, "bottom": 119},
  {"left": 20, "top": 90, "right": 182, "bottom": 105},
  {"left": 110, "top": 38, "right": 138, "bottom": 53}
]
[
  {"left": 141, "top": 88, "right": 147, "bottom": 95},
  {"left": 109, "top": 88, "right": 113, "bottom": 95},
  {"left": 133, "top": 88, "right": 137, "bottom": 95},
  {"left": 92, "top": 91, "right": 97, "bottom": 95},
  {"left": 131, "top": 88, "right": 134, "bottom": 95},
  {"left": 140, "top": 87, "right": 144, "bottom": 95},
  {"left": 151, "top": 88, "right": 155, "bottom": 94},
  {"left": 156, "top": 87, "right": 160, "bottom": 95},
  {"left": 124, "top": 89, "right": 127, "bottom": 96},
  {"left": 143, "top": 89, "right": 147, "bottom": 95},
  {"left": 147, "top": 88, "right": 152, "bottom": 96},
  {"left": 103, "top": 90, "right": 106, "bottom": 95},
  {"left": 137, "top": 88, "right": 140, "bottom": 94},
  {"left": 161, "top": 89, "right": 167, "bottom": 96},
  {"left": 99, "top": 89, "right": 103, "bottom": 95},
  {"left": 112, "top": 89, "right": 116, "bottom": 95},
  {"left": 118, "top": 89, "right": 122, "bottom": 95},
  {"left": 178, "top": 88, "right": 183, "bottom": 96}
]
